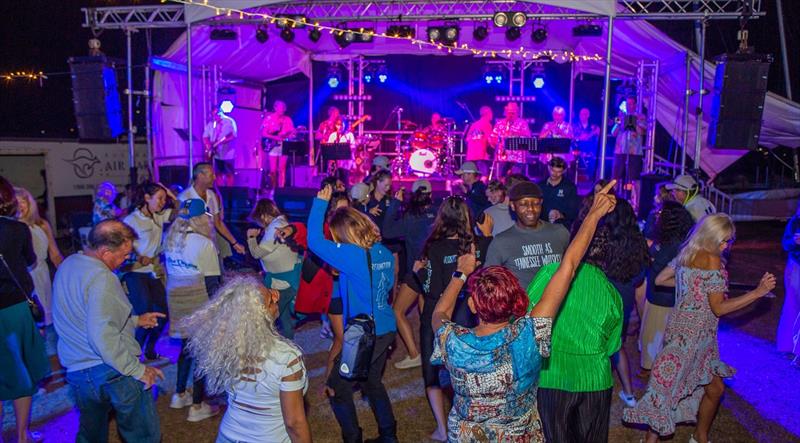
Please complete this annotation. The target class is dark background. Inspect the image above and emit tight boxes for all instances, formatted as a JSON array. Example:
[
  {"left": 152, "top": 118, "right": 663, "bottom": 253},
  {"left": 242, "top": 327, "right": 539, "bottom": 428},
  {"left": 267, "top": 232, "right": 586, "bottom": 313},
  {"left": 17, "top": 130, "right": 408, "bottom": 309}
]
[{"left": 0, "top": 1, "right": 797, "bottom": 187}]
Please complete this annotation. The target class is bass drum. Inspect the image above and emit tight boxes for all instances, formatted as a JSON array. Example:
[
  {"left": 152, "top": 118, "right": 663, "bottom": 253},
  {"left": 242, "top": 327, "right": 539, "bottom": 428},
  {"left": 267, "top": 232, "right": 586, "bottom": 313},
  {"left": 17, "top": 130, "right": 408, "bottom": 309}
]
[{"left": 409, "top": 148, "right": 438, "bottom": 176}]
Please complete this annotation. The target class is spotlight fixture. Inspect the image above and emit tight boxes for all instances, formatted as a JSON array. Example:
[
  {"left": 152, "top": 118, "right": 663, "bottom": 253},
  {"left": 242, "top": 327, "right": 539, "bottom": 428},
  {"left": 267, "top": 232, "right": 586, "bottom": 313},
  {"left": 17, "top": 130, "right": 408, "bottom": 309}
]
[
  {"left": 280, "top": 28, "right": 295, "bottom": 43},
  {"left": 356, "top": 28, "right": 375, "bottom": 43},
  {"left": 334, "top": 29, "right": 353, "bottom": 48},
  {"left": 510, "top": 12, "right": 527, "bottom": 28},
  {"left": 364, "top": 72, "right": 373, "bottom": 83},
  {"left": 532, "top": 27, "right": 548, "bottom": 43},
  {"left": 255, "top": 26, "right": 268, "bottom": 43},
  {"left": 532, "top": 75, "right": 545, "bottom": 89},
  {"left": 377, "top": 65, "right": 388, "bottom": 84},
  {"left": 428, "top": 26, "right": 459, "bottom": 45},
  {"left": 275, "top": 14, "right": 307, "bottom": 29},
  {"left": 327, "top": 65, "right": 342, "bottom": 89},
  {"left": 506, "top": 27, "right": 521, "bottom": 41},
  {"left": 473, "top": 25, "right": 489, "bottom": 41},
  {"left": 492, "top": 12, "right": 509, "bottom": 27},
  {"left": 427, "top": 27, "right": 441, "bottom": 42},
  {"left": 573, "top": 24, "right": 603, "bottom": 37},
  {"left": 210, "top": 29, "right": 237, "bottom": 40},
  {"left": 483, "top": 66, "right": 503, "bottom": 84},
  {"left": 308, "top": 28, "right": 321, "bottom": 42},
  {"left": 219, "top": 100, "right": 235, "bottom": 113},
  {"left": 387, "top": 25, "right": 415, "bottom": 38}
]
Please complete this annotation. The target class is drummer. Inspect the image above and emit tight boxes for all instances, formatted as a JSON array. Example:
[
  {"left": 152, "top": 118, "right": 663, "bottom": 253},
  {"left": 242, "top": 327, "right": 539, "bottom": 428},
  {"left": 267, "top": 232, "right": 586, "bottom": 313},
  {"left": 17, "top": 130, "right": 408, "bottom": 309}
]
[
  {"left": 466, "top": 105, "right": 494, "bottom": 175},
  {"left": 422, "top": 112, "right": 447, "bottom": 135}
]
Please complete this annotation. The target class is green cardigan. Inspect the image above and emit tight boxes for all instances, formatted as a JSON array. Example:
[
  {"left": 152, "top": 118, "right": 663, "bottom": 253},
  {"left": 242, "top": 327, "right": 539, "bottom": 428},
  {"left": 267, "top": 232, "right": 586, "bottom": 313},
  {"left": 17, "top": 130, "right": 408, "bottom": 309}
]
[{"left": 527, "top": 262, "right": 622, "bottom": 392}]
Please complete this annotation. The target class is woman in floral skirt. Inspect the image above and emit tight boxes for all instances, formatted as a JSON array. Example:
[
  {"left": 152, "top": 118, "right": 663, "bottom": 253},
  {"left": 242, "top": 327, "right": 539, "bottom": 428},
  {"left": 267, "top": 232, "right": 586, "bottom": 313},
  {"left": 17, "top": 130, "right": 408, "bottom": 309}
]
[{"left": 623, "top": 213, "right": 776, "bottom": 443}]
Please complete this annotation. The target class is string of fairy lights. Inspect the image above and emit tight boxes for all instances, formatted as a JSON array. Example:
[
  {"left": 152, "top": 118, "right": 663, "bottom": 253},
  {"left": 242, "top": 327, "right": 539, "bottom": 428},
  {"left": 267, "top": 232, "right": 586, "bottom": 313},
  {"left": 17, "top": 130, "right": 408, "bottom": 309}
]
[
  {"left": 169, "top": 0, "right": 603, "bottom": 62},
  {"left": 2, "top": 2, "right": 603, "bottom": 85}
]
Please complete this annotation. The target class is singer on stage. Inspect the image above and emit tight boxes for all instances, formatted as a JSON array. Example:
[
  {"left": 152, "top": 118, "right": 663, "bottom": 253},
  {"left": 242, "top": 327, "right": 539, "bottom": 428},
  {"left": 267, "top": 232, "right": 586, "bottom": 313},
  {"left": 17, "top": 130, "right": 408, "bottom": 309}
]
[{"left": 465, "top": 106, "right": 494, "bottom": 176}]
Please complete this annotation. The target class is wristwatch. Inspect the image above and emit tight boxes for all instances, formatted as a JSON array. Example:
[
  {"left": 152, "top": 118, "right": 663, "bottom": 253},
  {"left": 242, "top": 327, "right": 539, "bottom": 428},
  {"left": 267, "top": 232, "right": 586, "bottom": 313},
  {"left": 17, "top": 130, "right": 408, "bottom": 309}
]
[{"left": 452, "top": 271, "right": 467, "bottom": 283}]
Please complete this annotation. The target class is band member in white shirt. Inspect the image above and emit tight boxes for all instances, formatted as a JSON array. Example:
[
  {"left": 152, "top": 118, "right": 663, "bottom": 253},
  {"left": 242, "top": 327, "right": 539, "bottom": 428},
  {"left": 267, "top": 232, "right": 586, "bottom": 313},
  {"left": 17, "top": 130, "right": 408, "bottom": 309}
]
[
  {"left": 260, "top": 100, "right": 295, "bottom": 189},
  {"left": 203, "top": 108, "right": 238, "bottom": 187},
  {"left": 611, "top": 96, "right": 647, "bottom": 207},
  {"left": 539, "top": 106, "right": 573, "bottom": 140}
]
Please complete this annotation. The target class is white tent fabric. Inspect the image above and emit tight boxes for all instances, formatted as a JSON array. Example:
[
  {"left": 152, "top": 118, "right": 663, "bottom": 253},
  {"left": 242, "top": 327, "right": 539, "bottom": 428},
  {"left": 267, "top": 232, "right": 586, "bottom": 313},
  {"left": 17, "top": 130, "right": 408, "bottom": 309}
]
[{"left": 155, "top": 8, "right": 800, "bottom": 178}]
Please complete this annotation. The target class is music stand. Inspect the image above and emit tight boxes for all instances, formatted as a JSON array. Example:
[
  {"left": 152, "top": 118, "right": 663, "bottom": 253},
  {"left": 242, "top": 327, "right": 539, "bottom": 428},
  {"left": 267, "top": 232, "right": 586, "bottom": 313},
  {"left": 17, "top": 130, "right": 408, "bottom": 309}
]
[
  {"left": 320, "top": 143, "right": 352, "bottom": 162},
  {"left": 537, "top": 138, "right": 571, "bottom": 154},
  {"left": 284, "top": 141, "right": 309, "bottom": 188}
]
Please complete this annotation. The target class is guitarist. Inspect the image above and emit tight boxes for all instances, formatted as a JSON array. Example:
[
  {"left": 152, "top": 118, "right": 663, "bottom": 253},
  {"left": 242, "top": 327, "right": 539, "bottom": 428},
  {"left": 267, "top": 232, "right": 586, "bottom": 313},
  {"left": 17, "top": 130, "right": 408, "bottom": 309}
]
[
  {"left": 202, "top": 107, "right": 238, "bottom": 186},
  {"left": 317, "top": 107, "right": 371, "bottom": 185},
  {"left": 260, "top": 100, "right": 295, "bottom": 189},
  {"left": 465, "top": 105, "right": 494, "bottom": 176}
]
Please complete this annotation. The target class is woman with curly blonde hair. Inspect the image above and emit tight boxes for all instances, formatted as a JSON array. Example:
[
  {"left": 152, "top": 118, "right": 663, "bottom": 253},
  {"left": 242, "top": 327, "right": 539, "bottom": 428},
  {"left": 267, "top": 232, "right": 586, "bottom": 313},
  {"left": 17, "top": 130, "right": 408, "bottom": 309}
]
[{"left": 183, "top": 276, "right": 310, "bottom": 443}]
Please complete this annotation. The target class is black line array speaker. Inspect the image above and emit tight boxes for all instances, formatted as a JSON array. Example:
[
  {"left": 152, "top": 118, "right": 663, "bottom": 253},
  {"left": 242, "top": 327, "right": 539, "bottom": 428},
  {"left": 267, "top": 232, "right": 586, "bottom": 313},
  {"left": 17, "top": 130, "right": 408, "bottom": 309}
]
[
  {"left": 68, "top": 56, "right": 125, "bottom": 140},
  {"left": 707, "top": 53, "right": 771, "bottom": 150}
]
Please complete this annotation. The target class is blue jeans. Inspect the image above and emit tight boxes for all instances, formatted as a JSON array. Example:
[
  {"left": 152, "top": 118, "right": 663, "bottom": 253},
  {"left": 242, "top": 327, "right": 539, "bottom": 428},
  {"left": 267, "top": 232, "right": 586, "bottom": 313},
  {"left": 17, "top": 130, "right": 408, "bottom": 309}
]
[
  {"left": 65, "top": 363, "right": 160, "bottom": 443},
  {"left": 123, "top": 272, "right": 168, "bottom": 357}
]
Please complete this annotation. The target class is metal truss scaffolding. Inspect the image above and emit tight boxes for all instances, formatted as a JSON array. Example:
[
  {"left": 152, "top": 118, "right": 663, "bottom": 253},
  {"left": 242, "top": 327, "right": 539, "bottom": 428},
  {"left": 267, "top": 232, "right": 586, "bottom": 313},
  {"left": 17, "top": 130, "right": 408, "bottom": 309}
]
[{"left": 82, "top": 1, "right": 764, "bottom": 29}]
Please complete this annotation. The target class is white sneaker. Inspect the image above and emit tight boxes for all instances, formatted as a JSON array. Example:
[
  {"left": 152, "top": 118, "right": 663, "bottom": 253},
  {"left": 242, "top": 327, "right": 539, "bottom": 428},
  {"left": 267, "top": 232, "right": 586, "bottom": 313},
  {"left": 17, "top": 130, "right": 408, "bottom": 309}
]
[
  {"left": 618, "top": 390, "right": 637, "bottom": 408},
  {"left": 169, "top": 392, "right": 194, "bottom": 409},
  {"left": 187, "top": 402, "right": 220, "bottom": 422},
  {"left": 394, "top": 354, "right": 422, "bottom": 370},
  {"left": 688, "top": 435, "right": 711, "bottom": 443}
]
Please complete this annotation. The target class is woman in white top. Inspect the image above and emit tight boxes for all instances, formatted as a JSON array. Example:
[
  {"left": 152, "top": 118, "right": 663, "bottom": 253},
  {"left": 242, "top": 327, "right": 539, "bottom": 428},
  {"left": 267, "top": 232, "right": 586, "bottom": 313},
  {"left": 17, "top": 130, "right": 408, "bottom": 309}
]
[
  {"left": 182, "top": 276, "right": 311, "bottom": 443},
  {"left": 15, "top": 187, "right": 63, "bottom": 326},
  {"left": 164, "top": 199, "right": 221, "bottom": 423},
  {"left": 246, "top": 199, "right": 301, "bottom": 339},
  {"left": 121, "top": 182, "right": 177, "bottom": 360}
]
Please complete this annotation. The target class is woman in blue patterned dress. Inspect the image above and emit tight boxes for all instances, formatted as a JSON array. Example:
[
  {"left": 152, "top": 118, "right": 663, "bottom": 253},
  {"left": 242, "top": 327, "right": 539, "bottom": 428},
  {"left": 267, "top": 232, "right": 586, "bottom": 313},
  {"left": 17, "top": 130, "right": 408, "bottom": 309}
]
[
  {"left": 430, "top": 180, "right": 618, "bottom": 442},
  {"left": 623, "top": 213, "right": 776, "bottom": 443}
]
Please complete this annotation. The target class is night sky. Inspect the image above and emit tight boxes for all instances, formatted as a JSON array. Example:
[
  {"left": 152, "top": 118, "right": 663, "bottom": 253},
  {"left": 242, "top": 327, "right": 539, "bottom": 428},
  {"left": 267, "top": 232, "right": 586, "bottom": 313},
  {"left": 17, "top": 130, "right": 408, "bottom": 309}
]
[{"left": 0, "top": 0, "right": 797, "bottom": 139}]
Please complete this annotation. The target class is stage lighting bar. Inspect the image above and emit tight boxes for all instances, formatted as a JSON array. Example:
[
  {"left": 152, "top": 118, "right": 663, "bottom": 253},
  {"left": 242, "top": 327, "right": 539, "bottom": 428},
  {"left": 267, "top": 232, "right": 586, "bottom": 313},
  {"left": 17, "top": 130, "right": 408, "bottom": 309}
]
[
  {"left": 332, "top": 94, "right": 373, "bottom": 101},
  {"left": 495, "top": 96, "right": 537, "bottom": 102},
  {"left": 473, "top": 25, "right": 488, "bottom": 41},
  {"left": 210, "top": 28, "right": 237, "bottom": 40},
  {"left": 255, "top": 26, "right": 268, "bottom": 43},
  {"left": 386, "top": 25, "right": 414, "bottom": 39},
  {"left": 493, "top": 12, "right": 526, "bottom": 27},
  {"left": 532, "top": 27, "right": 548, "bottom": 43},
  {"left": 280, "top": 28, "right": 295, "bottom": 42},
  {"left": 573, "top": 24, "right": 603, "bottom": 37},
  {"left": 427, "top": 26, "right": 459, "bottom": 45}
]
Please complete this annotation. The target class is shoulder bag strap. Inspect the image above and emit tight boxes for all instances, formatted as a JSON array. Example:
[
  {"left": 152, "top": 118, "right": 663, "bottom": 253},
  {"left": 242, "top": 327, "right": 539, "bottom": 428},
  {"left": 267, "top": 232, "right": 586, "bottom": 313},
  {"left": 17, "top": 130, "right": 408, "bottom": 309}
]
[
  {"left": 0, "top": 253, "right": 34, "bottom": 302},
  {"left": 365, "top": 247, "right": 374, "bottom": 318}
]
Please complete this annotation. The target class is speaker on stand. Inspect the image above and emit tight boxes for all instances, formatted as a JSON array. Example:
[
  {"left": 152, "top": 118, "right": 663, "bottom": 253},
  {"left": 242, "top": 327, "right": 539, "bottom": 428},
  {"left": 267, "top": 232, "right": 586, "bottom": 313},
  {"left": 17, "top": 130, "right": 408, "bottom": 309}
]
[{"left": 68, "top": 56, "right": 124, "bottom": 140}]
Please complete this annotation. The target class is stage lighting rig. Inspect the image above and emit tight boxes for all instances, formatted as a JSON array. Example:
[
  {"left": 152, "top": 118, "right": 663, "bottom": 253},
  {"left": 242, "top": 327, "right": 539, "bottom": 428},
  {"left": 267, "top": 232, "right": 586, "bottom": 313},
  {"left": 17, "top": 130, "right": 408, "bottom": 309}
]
[
  {"left": 210, "top": 29, "right": 237, "bottom": 40},
  {"left": 219, "top": 100, "right": 235, "bottom": 113},
  {"left": 387, "top": 25, "right": 414, "bottom": 39},
  {"left": 532, "top": 27, "right": 548, "bottom": 43},
  {"left": 492, "top": 12, "right": 509, "bottom": 27},
  {"left": 493, "top": 12, "right": 526, "bottom": 28},
  {"left": 327, "top": 65, "right": 342, "bottom": 89},
  {"left": 308, "top": 28, "right": 321, "bottom": 42},
  {"left": 483, "top": 66, "right": 503, "bottom": 85},
  {"left": 428, "top": 26, "right": 459, "bottom": 45},
  {"left": 510, "top": 12, "right": 527, "bottom": 28},
  {"left": 255, "top": 26, "right": 268, "bottom": 43},
  {"left": 275, "top": 14, "right": 307, "bottom": 29},
  {"left": 427, "top": 27, "right": 441, "bottom": 42},
  {"left": 377, "top": 65, "right": 388, "bottom": 83},
  {"left": 533, "top": 75, "right": 545, "bottom": 89},
  {"left": 506, "top": 27, "right": 521, "bottom": 41},
  {"left": 473, "top": 25, "right": 488, "bottom": 41},
  {"left": 280, "top": 28, "right": 295, "bottom": 43}
]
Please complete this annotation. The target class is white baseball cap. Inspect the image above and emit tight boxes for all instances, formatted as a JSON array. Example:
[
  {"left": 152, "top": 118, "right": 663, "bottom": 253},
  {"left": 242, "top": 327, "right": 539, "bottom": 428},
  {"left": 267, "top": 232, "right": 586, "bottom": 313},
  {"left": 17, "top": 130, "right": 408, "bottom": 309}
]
[
  {"left": 665, "top": 175, "right": 698, "bottom": 191},
  {"left": 456, "top": 161, "right": 479, "bottom": 175}
]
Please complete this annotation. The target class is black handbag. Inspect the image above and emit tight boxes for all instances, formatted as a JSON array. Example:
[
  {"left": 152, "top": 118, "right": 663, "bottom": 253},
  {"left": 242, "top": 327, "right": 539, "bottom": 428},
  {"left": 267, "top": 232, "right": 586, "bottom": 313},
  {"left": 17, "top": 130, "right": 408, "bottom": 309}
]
[
  {"left": 0, "top": 253, "right": 45, "bottom": 323},
  {"left": 338, "top": 248, "right": 377, "bottom": 380}
]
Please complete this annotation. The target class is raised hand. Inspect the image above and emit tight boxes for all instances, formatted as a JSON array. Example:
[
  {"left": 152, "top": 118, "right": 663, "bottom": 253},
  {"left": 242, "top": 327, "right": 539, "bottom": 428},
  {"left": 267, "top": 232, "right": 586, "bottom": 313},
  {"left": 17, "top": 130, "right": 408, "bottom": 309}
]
[
  {"left": 317, "top": 185, "right": 333, "bottom": 201},
  {"left": 477, "top": 212, "right": 494, "bottom": 237},
  {"left": 756, "top": 272, "right": 777, "bottom": 297},
  {"left": 588, "top": 179, "right": 617, "bottom": 217}
]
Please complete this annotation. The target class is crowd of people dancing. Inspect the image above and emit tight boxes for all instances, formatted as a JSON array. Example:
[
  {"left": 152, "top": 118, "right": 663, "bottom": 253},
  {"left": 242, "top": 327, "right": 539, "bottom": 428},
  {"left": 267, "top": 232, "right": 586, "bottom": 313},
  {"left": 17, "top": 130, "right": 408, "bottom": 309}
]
[{"left": 2, "top": 154, "right": 796, "bottom": 443}]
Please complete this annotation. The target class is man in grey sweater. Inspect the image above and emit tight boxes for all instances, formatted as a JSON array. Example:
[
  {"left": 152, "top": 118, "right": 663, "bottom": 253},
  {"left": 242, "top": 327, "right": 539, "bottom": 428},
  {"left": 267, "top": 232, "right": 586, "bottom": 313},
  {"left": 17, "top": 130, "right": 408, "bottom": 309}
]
[{"left": 53, "top": 220, "right": 165, "bottom": 443}]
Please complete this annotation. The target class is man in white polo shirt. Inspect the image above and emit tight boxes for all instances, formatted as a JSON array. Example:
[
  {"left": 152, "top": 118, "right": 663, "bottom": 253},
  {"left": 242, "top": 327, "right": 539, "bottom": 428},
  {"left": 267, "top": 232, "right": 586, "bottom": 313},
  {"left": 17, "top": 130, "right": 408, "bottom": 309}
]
[
  {"left": 178, "top": 162, "right": 245, "bottom": 258},
  {"left": 666, "top": 174, "right": 716, "bottom": 222}
]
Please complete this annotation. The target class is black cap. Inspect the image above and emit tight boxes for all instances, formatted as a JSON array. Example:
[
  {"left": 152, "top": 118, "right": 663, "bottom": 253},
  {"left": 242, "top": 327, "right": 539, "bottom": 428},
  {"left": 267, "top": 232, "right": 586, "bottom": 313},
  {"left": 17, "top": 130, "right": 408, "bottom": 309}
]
[{"left": 508, "top": 181, "right": 543, "bottom": 201}]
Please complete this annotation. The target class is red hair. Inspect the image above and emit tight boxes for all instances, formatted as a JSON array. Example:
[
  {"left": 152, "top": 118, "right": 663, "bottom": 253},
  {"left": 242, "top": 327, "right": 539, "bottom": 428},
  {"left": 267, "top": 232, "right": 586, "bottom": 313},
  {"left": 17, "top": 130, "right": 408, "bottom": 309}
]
[{"left": 467, "top": 266, "right": 529, "bottom": 324}]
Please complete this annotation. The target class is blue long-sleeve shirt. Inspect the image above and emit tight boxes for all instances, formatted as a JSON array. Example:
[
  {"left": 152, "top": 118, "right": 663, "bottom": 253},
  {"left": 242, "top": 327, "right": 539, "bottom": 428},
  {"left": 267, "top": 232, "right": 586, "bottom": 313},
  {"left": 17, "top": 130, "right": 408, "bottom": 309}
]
[
  {"left": 308, "top": 198, "right": 397, "bottom": 336},
  {"left": 783, "top": 215, "right": 800, "bottom": 265}
]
